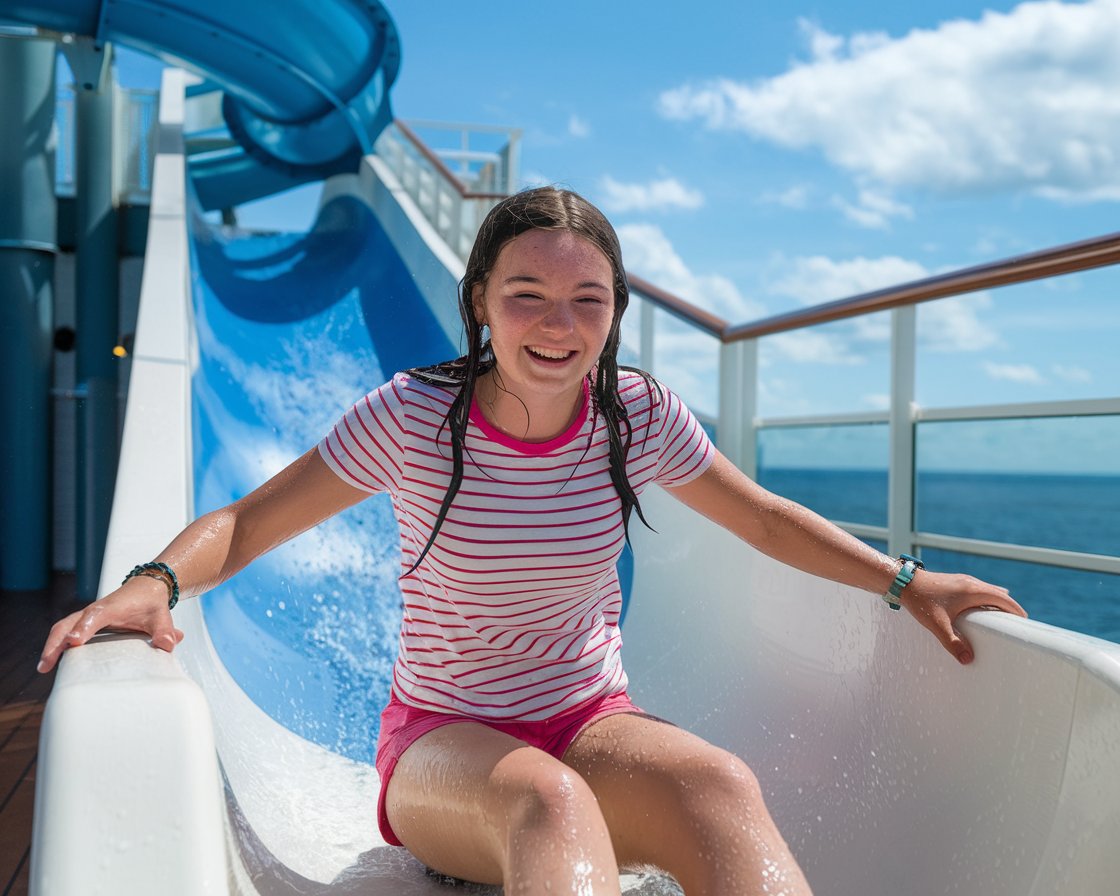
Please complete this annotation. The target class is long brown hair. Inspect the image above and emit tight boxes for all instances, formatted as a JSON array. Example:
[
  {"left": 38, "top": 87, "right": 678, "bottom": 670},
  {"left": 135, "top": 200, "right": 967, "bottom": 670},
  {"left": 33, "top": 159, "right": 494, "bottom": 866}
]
[{"left": 407, "top": 186, "right": 655, "bottom": 572}]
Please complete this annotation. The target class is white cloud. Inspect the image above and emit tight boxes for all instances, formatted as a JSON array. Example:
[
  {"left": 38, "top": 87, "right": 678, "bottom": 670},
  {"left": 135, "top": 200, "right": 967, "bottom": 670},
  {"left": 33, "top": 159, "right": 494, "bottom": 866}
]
[
  {"left": 658, "top": 0, "right": 1120, "bottom": 201},
  {"left": 831, "top": 188, "right": 914, "bottom": 229},
  {"left": 519, "top": 170, "right": 554, "bottom": 189},
  {"left": 800, "top": 16, "right": 845, "bottom": 63},
  {"left": 619, "top": 223, "right": 763, "bottom": 321},
  {"left": 599, "top": 175, "right": 704, "bottom": 213},
  {"left": 768, "top": 254, "right": 999, "bottom": 357},
  {"left": 1052, "top": 363, "right": 1093, "bottom": 382},
  {"left": 921, "top": 296, "right": 999, "bottom": 352},
  {"left": 762, "top": 184, "right": 812, "bottom": 209},
  {"left": 618, "top": 224, "right": 767, "bottom": 408},
  {"left": 768, "top": 328, "right": 866, "bottom": 366},
  {"left": 568, "top": 114, "right": 591, "bottom": 138},
  {"left": 768, "top": 253, "right": 928, "bottom": 304},
  {"left": 983, "top": 361, "right": 1045, "bottom": 383}
]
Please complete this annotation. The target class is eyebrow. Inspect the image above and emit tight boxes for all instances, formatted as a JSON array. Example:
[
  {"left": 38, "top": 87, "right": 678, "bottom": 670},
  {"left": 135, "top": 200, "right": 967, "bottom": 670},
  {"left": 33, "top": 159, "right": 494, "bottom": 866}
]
[{"left": 503, "top": 275, "right": 611, "bottom": 291}]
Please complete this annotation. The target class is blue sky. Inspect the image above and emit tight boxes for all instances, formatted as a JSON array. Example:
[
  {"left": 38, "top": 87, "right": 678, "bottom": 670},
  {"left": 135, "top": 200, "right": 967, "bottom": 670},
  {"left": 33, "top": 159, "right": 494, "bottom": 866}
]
[{"left": 110, "top": 0, "right": 1120, "bottom": 472}]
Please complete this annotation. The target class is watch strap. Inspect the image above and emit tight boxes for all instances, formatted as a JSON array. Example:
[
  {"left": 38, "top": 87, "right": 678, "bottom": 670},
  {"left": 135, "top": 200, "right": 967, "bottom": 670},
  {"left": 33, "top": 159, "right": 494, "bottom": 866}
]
[{"left": 882, "top": 554, "right": 924, "bottom": 610}]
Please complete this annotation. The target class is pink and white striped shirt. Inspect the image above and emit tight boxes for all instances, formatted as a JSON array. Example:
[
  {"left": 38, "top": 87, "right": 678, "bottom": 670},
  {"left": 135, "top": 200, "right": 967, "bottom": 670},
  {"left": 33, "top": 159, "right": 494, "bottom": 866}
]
[{"left": 318, "top": 369, "right": 714, "bottom": 720}]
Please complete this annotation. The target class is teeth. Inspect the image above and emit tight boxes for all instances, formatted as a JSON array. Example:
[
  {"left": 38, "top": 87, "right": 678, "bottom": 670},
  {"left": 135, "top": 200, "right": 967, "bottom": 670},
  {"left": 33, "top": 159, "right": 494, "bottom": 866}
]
[{"left": 528, "top": 346, "right": 571, "bottom": 360}]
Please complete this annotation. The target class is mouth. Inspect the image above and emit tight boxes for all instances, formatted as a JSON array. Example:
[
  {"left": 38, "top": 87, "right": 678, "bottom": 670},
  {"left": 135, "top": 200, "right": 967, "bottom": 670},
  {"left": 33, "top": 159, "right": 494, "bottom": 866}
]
[{"left": 526, "top": 345, "right": 576, "bottom": 363}]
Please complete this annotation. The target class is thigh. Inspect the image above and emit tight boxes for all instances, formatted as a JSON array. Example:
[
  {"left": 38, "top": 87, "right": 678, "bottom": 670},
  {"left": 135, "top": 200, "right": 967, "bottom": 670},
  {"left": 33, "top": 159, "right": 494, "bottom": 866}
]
[
  {"left": 562, "top": 712, "right": 811, "bottom": 894},
  {"left": 384, "top": 721, "right": 576, "bottom": 885},
  {"left": 560, "top": 712, "right": 743, "bottom": 862}
]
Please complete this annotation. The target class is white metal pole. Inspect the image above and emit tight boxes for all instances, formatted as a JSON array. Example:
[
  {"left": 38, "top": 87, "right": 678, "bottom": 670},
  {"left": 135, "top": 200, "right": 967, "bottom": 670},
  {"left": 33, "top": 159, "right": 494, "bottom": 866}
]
[
  {"left": 888, "top": 306, "right": 917, "bottom": 557},
  {"left": 639, "top": 299, "right": 655, "bottom": 377},
  {"left": 718, "top": 339, "right": 758, "bottom": 479}
]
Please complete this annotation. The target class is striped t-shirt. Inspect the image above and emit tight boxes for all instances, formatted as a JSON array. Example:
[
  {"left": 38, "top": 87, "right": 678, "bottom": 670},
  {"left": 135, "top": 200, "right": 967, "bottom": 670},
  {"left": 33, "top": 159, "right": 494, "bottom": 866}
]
[{"left": 318, "top": 369, "right": 714, "bottom": 721}]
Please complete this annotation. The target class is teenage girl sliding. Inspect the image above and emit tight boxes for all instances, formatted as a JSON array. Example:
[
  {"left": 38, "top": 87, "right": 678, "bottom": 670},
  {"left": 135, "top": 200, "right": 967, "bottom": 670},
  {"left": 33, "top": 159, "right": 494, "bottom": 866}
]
[{"left": 39, "top": 187, "right": 1025, "bottom": 895}]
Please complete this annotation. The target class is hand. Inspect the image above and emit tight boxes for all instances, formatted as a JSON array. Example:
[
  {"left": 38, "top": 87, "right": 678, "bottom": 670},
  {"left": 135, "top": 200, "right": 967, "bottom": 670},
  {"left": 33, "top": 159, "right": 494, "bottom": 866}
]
[
  {"left": 37, "top": 577, "right": 185, "bottom": 674},
  {"left": 901, "top": 570, "right": 1027, "bottom": 665}
]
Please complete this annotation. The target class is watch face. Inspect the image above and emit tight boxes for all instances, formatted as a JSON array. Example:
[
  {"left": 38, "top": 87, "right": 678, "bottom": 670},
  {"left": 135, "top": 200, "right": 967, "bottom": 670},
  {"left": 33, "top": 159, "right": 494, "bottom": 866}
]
[{"left": 900, "top": 553, "right": 924, "bottom": 568}]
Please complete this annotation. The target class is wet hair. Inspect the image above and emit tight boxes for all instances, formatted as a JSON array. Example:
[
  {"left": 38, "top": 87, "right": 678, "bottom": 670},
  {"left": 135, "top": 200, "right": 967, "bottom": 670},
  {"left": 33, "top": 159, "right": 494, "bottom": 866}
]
[{"left": 407, "top": 186, "right": 656, "bottom": 573}]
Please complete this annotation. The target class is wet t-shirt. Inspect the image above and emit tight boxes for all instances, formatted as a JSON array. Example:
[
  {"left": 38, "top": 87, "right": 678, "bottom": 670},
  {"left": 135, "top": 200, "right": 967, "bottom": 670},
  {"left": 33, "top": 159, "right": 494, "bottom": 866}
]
[{"left": 318, "top": 370, "right": 713, "bottom": 720}]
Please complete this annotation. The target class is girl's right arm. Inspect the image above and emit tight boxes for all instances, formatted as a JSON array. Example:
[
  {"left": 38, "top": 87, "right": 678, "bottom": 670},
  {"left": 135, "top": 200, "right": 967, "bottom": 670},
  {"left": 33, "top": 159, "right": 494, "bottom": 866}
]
[{"left": 37, "top": 447, "right": 369, "bottom": 673}]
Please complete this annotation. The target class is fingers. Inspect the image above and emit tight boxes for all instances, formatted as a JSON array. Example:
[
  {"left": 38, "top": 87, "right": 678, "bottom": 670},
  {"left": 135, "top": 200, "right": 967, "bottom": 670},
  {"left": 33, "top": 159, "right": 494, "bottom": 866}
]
[
  {"left": 37, "top": 594, "right": 185, "bottom": 673},
  {"left": 985, "top": 590, "right": 1028, "bottom": 619},
  {"left": 38, "top": 610, "right": 88, "bottom": 674},
  {"left": 944, "top": 624, "right": 974, "bottom": 666},
  {"left": 150, "top": 622, "right": 183, "bottom": 653},
  {"left": 923, "top": 608, "right": 975, "bottom": 666},
  {"left": 907, "top": 572, "right": 1026, "bottom": 666}
]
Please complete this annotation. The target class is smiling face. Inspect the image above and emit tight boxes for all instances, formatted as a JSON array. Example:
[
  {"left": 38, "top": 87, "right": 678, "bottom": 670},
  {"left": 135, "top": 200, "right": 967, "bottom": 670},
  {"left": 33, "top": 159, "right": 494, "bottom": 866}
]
[{"left": 473, "top": 228, "right": 615, "bottom": 440}]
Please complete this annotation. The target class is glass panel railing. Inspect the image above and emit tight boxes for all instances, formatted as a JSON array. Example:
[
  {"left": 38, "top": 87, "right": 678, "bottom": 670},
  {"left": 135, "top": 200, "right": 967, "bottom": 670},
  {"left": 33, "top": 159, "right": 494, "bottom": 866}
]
[
  {"left": 756, "top": 423, "right": 889, "bottom": 527},
  {"left": 402, "top": 119, "right": 522, "bottom": 196},
  {"left": 915, "top": 267, "right": 1120, "bottom": 409},
  {"left": 653, "top": 314, "right": 720, "bottom": 422},
  {"left": 756, "top": 314, "right": 891, "bottom": 418},
  {"left": 916, "top": 416, "right": 1120, "bottom": 556},
  {"left": 374, "top": 122, "right": 512, "bottom": 261}
]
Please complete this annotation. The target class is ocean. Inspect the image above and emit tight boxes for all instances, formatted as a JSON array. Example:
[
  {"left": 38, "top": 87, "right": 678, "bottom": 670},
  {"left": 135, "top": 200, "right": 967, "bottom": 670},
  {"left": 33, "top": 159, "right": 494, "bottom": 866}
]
[{"left": 756, "top": 468, "right": 1120, "bottom": 644}]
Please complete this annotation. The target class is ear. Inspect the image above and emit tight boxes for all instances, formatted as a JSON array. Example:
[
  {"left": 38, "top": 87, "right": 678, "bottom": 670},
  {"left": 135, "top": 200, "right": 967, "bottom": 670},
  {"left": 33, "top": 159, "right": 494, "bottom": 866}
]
[{"left": 471, "top": 284, "right": 487, "bottom": 327}]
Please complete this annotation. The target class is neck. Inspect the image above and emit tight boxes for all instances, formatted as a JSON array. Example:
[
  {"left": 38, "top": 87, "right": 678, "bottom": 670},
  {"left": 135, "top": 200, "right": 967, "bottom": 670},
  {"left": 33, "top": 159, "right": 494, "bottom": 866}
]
[{"left": 476, "top": 373, "right": 586, "bottom": 443}]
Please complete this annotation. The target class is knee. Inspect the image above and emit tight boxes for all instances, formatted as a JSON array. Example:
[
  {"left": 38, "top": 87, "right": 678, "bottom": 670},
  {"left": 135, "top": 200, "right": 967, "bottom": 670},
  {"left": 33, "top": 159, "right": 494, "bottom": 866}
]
[
  {"left": 507, "top": 764, "right": 599, "bottom": 833},
  {"left": 678, "top": 749, "right": 766, "bottom": 828}
]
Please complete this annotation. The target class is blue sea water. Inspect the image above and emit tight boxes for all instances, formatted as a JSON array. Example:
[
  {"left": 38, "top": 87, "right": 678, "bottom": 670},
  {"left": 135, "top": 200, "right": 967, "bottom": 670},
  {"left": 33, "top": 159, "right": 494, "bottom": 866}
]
[{"left": 756, "top": 467, "right": 1120, "bottom": 644}]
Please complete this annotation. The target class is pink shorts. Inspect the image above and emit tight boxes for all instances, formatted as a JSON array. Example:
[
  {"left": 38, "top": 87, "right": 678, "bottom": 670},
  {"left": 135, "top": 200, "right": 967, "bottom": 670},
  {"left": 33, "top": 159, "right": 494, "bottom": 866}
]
[{"left": 374, "top": 689, "right": 642, "bottom": 846}]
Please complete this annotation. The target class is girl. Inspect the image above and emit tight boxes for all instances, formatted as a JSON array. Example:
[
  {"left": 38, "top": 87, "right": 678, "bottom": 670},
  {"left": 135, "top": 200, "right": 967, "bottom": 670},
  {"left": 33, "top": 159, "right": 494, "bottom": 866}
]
[{"left": 39, "top": 187, "right": 1025, "bottom": 895}]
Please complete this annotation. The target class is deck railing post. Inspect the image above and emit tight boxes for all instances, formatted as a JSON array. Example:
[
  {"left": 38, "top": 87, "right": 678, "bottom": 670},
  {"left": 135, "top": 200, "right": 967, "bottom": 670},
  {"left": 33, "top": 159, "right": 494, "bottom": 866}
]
[
  {"left": 639, "top": 299, "right": 655, "bottom": 376},
  {"left": 888, "top": 306, "right": 917, "bottom": 558},
  {"left": 718, "top": 338, "right": 758, "bottom": 480}
]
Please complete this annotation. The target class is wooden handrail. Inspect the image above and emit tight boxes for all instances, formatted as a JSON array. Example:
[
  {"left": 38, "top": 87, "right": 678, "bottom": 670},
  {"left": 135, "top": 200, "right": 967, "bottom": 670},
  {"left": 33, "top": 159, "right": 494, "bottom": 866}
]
[
  {"left": 625, "top": 231, "right": 1120, "bottom": 344},
  {"left": 393, "top": 120, "right": 509, "bottom": 201},
  {"left": 626, "top": 273, "right": 727, "bottom": 337},
  {"left": 725, "top": 231, "right": 1120, "bottom": 342}
]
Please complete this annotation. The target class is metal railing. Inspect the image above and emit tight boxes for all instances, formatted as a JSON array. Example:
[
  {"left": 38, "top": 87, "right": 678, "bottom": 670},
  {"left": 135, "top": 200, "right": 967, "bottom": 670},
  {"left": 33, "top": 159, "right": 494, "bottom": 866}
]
[
  {"left": 374, "top": 120, "right": 518, "bottom": 260},
  {"left": 626, "top": 236, "right": 1120, "bottom": 578},
  {"left": 402, "top": 118, "right": 522, "bottom": 195}
]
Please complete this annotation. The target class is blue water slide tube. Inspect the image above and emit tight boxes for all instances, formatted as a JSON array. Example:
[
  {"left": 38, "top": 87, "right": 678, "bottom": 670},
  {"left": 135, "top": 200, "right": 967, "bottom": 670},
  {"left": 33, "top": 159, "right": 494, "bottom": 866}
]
[{"left": 1, "top": 0, "right": 400, "bottom": 207}]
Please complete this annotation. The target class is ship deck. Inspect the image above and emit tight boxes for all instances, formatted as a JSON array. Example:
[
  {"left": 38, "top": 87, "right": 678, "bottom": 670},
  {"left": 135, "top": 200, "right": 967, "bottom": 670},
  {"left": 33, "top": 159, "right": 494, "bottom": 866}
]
[{"left": 1, "top": 578, "right": 81, "bottom": 896}]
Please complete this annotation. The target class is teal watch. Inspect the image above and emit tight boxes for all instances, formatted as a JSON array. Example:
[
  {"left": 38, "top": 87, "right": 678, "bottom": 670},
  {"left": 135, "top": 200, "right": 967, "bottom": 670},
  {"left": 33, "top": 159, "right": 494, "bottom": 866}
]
[{"left": 883, "top": 554, "right": 924, "bottom": 610}]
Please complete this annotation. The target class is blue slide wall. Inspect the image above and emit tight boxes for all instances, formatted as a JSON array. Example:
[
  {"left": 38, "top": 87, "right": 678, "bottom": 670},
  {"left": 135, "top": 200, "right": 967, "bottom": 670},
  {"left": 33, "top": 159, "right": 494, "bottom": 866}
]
[{"left": 188, "top": 191, "right": 452, "bottom": 761}]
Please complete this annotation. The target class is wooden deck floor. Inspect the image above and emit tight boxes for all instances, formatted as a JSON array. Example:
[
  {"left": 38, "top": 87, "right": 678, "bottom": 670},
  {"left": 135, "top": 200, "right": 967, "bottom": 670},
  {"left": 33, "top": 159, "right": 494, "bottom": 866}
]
[{"left": 0, "top": 576, "right": 83, "bottom": 896}]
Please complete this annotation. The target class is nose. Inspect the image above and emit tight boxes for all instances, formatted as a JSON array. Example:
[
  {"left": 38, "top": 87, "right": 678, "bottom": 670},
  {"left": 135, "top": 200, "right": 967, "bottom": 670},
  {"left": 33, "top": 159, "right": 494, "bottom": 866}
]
[{"left": 540, "top": 300, "right": 574, "bottom": 334}]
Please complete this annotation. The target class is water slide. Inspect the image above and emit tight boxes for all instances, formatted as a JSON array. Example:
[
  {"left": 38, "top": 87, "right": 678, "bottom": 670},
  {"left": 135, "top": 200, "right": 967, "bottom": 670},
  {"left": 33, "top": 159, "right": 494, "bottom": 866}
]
[{"left": 20, "top": 5, "right": 1120, "bottom": 895}]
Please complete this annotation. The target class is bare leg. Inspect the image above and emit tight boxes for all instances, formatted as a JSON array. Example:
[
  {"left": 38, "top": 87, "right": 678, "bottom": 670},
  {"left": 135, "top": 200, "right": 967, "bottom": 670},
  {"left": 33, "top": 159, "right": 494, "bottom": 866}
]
[
  {"left": 563, "top": 713, "right": 813, "bottom": 896},
  {"left": 385, "top": 721, "right": 621, "bottom": 895}
]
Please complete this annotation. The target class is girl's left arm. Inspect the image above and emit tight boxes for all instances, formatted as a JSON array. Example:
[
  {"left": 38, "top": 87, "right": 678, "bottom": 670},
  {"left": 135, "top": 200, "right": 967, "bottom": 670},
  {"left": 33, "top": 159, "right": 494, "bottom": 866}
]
[{"left": 666, "top": 451, "right": 1027, "bottom": 664}]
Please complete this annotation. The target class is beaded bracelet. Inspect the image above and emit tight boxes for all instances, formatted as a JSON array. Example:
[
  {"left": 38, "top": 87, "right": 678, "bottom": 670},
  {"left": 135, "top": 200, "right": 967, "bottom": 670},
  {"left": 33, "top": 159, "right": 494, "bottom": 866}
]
[{"left": 123, "top": 561, "right": 180, "bottom": 610}]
